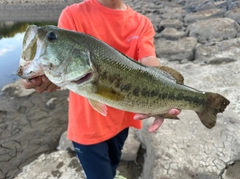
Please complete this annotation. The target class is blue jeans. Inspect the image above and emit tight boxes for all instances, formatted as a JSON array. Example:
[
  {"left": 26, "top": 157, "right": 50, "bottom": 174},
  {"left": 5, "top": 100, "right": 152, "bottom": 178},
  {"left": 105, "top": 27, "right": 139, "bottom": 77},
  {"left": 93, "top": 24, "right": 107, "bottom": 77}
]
[{"left": 72, "top": 128, "right": 129, "bottom": 179}]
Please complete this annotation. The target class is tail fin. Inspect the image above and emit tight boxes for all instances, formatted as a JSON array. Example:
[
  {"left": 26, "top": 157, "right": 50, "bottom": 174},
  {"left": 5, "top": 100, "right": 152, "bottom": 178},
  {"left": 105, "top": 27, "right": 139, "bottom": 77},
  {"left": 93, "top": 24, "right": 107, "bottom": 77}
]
[{"left": 196, "top": 92, "right": 230, "bottom": 129}]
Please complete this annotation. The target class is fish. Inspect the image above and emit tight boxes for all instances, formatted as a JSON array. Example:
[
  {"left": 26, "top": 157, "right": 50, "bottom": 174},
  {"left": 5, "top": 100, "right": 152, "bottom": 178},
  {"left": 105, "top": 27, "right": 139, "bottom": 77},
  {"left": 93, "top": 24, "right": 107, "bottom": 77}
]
[{"left": 17, "top": 25, "right": 230, "bottom": 129}]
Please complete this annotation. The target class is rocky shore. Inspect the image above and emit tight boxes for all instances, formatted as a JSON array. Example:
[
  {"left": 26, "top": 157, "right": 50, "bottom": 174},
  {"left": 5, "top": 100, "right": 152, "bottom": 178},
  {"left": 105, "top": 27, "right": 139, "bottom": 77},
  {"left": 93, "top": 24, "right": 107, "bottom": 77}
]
[
  {"left": 1, "top": 0, "right": 240, "bottom": 179},
  {"left": 0, "top": 81, "right": 69, "bottom": 179}
]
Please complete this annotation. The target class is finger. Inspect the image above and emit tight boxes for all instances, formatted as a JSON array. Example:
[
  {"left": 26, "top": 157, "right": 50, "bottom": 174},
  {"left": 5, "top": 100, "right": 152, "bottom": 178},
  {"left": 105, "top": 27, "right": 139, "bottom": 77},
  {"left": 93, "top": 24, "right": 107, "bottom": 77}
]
[
  {"left": 22, "top": 79, "right": 34, "bottom": 89},
  {"left": 148, "top": 118, "right": 164, "bottom": 133},
  {"left": 35, "top": 82, "right": 51, "bottom": 93},
  {"left": 46, "top": 83, "right": 60, "bottom": 92},
  {"left": 22, "top": 77, "right": 42, "bottom": 89},
  {"left": 36, "top": 75, "right": 60, "bottom": 93},
  {"left": 168, "top": 108, "right": 181, "bottom": 116},
  {"left": 29, "top": 77, "right": 42, "bottom": 86},
  {"left": 34, "top": 75, "right": 52, "bottom": 93},
  {"left": 133, "top": 113, "right": 149, "bottom": 120},
  {"left": 42, "top": 75, "right": 59, "bottom": 92}
]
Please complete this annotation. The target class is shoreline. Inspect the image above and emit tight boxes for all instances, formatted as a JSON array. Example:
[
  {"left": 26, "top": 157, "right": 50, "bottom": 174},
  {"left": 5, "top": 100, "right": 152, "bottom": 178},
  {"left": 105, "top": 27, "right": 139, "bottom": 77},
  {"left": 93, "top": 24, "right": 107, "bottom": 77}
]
[
  {"left": 0, "top": 0, "right": 81, "bottom": 4},
  {"left": 0, "top": 1, "right": 81, "bottom": 21}
]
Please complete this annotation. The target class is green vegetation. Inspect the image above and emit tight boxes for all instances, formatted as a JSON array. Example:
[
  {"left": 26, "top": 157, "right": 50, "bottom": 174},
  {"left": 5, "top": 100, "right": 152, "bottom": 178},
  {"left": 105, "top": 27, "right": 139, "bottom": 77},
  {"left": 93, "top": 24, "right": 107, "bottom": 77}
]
[{"left": 0, "top": 21, "right": 57, "bottom": 39}]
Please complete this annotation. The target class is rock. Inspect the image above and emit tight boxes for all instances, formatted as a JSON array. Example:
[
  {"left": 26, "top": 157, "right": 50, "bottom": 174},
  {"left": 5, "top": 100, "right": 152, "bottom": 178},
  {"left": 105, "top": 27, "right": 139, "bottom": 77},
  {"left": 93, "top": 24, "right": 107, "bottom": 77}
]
[
  {"left": 1, "top": 79, "right": 35, "bottom": 97},
  {"left": 57, "top": 131, "right": 75, "bottom": 152},
  {"left": 157, "top": 27, "right": 187, "bottom": 40},
  {"left": 137, "top": 59, "right": 240, "bottom": 179},
  {"left": 195, "top": 38, "right": 240, "bottom": 63},
  {"left": 214, "top": 1, "right": 230, "bottom": 10},
  {"left": 159, "top": 19, "right": 183, "bottom": 30},
  {"left": 15, "top": 150, "right": 85, "bottom": 179},
  {"left": 184, "top": 0, "right": 216, "bottom": 12},
  {"left": 187, "top": 18, "right": 240, "bottom": 43},
  {"left": 184, "top": 9, "right": 225, "bottom": 23},
  {"left": 225, "top": 2, "right": 240, "bottom": 24},
  {"left": 161, "top": 6, "right": 185, "bottom": 20},
  {"left": 155, "top": 37, "right": 197, "bottom": 61},
  {"left": 222, "top": 160, "right": 240, "bottom": 179},
  {"left": 121, "top": 128, "right": 141, "bottom": 162}
]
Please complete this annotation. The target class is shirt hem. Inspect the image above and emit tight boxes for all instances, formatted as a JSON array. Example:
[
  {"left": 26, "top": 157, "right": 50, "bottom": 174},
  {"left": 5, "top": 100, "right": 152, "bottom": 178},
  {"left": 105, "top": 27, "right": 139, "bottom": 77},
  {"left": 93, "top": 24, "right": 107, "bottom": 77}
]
[{"left": 68, "top": 124, "right": 142, "bottom": 145}]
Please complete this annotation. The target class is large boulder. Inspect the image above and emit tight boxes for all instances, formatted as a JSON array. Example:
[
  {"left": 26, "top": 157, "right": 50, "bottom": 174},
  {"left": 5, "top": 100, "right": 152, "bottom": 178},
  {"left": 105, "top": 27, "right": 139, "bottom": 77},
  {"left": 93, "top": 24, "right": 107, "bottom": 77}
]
[
  {"left": 155, "top": 37, "right": 197, "bottom": 61},
  {"left": 14, "top": 150, "right": 85, "bottom": 179},
  {"left": 195, "top": 38, "right": 240, "bottom": 63},
  {"left": 187, "top": 18, "right": 240, "bottom": 43}
]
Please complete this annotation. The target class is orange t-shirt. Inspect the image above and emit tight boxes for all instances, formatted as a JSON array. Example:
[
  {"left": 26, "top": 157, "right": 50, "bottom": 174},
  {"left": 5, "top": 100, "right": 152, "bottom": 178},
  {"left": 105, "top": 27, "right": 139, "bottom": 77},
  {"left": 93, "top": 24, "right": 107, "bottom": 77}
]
[{"left": 58, "top": 0, "right": 156, "bottom": 145}]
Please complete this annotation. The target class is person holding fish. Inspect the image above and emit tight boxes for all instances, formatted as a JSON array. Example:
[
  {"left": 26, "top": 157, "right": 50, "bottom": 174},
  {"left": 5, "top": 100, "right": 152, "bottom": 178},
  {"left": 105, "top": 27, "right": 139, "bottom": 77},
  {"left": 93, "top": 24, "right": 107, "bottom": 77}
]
[{"left": 21, "top": 0, "right": 182, "bottom": 178}]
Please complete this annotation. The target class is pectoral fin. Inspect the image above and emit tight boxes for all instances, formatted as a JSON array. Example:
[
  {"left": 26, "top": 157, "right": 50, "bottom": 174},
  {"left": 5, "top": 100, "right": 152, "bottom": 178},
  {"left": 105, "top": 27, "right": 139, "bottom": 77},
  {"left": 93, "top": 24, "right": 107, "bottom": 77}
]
[{"left": 88, "top": 99, "right": 108, "bottom": 116}]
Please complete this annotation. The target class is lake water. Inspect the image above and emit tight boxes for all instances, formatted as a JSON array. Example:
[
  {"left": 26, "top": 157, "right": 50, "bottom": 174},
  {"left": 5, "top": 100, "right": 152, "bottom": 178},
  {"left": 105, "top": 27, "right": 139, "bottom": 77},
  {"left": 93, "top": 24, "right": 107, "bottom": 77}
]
[{"left": 0, "top": 32, "right": 23, "bottom": 89}]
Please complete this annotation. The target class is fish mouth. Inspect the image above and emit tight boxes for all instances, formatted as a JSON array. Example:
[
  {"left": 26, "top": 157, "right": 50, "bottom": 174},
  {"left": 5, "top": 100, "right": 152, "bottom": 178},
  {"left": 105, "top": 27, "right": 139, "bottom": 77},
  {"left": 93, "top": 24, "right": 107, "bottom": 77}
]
[
  {"left": 17, "top": 59, "right": 44, "bottom": 80},
  {"left": 71, "top": 73, "right": 93, "bottom": 85}
]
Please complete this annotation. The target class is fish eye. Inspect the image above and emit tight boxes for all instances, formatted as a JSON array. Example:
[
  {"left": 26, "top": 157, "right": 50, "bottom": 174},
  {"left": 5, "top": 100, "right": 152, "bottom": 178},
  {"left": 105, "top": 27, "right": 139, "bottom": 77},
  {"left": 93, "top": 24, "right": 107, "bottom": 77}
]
[{"left": 47, "top": 32, "right": 57, "bottom": 41}]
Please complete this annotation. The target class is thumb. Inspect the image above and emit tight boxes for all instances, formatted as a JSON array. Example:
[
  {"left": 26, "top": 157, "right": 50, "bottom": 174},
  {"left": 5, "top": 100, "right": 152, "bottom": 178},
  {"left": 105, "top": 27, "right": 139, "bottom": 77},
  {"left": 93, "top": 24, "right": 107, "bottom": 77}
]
[{"left": 148, "top": 118, "right": 164, "bottom": 133}]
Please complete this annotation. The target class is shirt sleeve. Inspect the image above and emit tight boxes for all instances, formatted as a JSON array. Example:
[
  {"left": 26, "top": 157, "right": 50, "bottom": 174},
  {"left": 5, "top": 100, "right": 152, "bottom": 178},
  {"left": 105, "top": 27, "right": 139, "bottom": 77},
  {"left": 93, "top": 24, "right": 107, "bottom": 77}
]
[
  {"left": 58, "top": 6, "right": 77, "bottom": 31},
  {"left": 137, "top": 18, "right": 156, "bottom": 60}
]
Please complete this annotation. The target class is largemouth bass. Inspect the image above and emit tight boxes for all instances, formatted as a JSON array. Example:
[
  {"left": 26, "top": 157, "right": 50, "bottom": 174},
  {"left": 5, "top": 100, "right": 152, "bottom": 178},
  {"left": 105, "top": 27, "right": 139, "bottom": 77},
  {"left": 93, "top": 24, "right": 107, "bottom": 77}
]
[{"left": 17, "top": 25, "right": 230, "bottom": 129}]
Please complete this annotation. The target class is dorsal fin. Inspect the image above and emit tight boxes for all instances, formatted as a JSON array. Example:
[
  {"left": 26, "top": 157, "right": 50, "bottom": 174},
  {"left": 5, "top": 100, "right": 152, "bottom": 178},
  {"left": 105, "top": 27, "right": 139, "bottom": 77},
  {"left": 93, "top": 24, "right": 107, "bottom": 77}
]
[{"left": 156, "top": 66, "right": 184, "bottom": 84}]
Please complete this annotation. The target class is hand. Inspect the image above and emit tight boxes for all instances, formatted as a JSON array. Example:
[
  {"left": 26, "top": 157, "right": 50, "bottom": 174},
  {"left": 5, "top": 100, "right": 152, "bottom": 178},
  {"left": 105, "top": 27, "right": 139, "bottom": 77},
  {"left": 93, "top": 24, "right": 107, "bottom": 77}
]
[
  {"left": 134, "top": 108, "right": 181, "bottom": 133},
  {"left": 22, "top": 75, "right": 59, "bottom": 93}
]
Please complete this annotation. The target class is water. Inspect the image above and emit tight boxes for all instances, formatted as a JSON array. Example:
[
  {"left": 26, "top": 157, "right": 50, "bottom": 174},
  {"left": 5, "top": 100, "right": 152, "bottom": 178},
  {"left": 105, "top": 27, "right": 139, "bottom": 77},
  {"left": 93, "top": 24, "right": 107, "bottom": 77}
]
[{"left": 0, "top": 32, "right": 23, "bottom": 89}]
